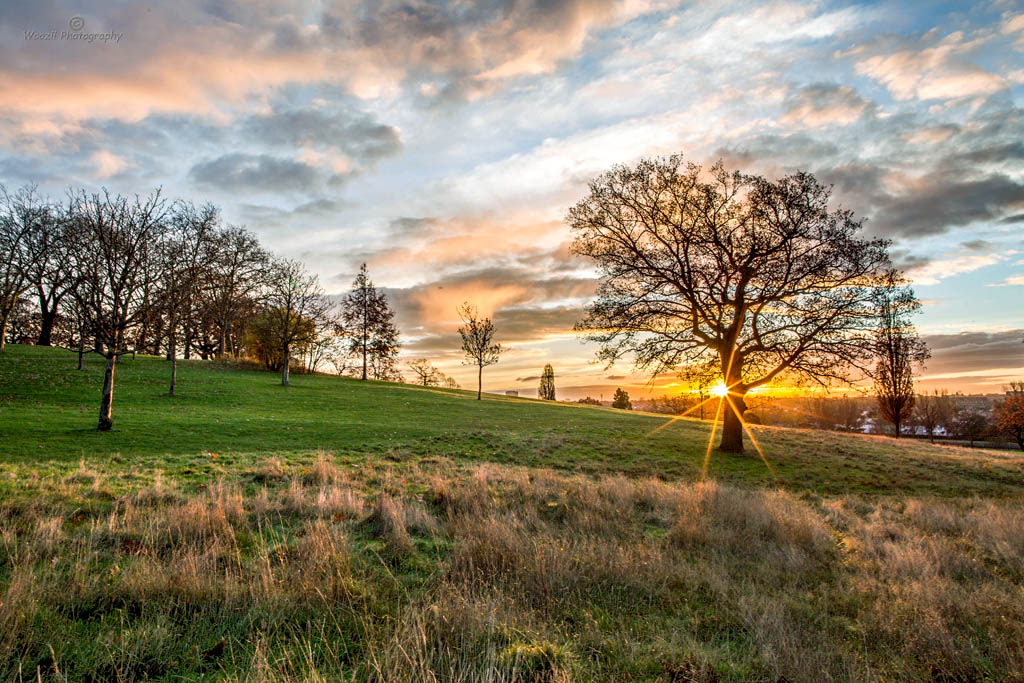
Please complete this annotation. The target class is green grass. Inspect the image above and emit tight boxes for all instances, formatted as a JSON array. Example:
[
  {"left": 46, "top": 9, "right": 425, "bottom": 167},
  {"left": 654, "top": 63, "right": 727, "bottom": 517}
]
[
  {"left": 1, "top": 343, "right": 1022, "bottom": 497},
  {"left": 2, "top": 344, "right": 1024, "bottom": 681}
]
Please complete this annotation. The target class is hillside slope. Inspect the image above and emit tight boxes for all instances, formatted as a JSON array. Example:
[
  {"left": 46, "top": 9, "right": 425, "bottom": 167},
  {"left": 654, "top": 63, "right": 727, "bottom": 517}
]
[{"left": 1, "top": 344, "right": 1022, "bottom": 496}]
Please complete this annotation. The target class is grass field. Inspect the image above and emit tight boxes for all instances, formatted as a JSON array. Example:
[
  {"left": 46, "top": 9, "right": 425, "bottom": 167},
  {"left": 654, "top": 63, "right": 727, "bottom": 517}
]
[{"left": 2, "top": 344, "right": 1024, "bottom": 681}]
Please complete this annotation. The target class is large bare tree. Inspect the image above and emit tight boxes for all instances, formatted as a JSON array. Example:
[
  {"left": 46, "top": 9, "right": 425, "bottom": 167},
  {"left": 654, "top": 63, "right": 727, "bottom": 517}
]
[
  {"left": 569, "top": 156, "right": 895, "bottom": 452},
  {"left": 70, "top": 189, "right": 170, "bottom": 430},
  {"left": 457, "top": 302, "right": 502, "bottom": 400}
]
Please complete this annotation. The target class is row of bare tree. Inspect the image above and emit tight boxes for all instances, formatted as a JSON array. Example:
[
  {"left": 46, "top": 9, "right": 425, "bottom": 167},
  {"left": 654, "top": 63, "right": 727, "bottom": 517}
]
[{"left": 0, "top": 185, "right": 401, "bottom": 430}]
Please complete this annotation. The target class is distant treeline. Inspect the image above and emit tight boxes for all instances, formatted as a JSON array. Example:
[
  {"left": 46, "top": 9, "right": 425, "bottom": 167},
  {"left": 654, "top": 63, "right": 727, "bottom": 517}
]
[{"left": 631, "top": 392, "right": 1022, "bottom": 448}]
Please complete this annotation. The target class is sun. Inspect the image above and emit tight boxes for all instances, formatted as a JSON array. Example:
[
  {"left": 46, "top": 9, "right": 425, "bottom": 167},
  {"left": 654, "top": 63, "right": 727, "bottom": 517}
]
[{"left": 710, "top": 381, "right": 729, "bottom": 397}]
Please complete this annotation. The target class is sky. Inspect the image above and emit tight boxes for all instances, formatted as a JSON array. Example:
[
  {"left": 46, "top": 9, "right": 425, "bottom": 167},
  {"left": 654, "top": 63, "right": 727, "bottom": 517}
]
[{"left": 1, "top": 0, "right": 1022, "bottom": 398}]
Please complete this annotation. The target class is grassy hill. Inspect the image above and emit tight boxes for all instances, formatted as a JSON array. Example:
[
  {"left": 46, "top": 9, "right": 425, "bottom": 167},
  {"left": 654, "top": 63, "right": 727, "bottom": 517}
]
[
  {"left": 2, "top": 344, "right": 1024, "bottom": 681},
  {"left": 1, "top": 344, "right": 1021, "bottom": 497}
]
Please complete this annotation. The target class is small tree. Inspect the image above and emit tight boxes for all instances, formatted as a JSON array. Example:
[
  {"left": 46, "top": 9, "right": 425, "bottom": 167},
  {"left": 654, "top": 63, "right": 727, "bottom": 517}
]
[
  {"left": 408, "top": 358, "right": 440, "bottom": 386},
  {"left": 538, "top": 364, "right": 556, "bottom": 400},
  {"left": 993, "top": 381, "right": 1024, "bottom": 451},
  {"left": 683, "top": 362, "right": 718, "bottom": 421},
  {"left": 954, "top": 410, "right": 989, "bottom": 447},
  {"left": 457, "top": 302, "right": 502, "bottom": 400},
  {"left": 263, "top": 259, "right": 327, "bottom": 386},
  {"left": 872, "top": 272, "right": 929, "bottom": 438},
  {"left": 441, "top": 374, "right": 460, "bottom": 389},
  {"left": 914, "top": 389, "right": 954, "bottom": 442},
  {"left": 612, "top": 388, "right": 632, "bottom": 410}
]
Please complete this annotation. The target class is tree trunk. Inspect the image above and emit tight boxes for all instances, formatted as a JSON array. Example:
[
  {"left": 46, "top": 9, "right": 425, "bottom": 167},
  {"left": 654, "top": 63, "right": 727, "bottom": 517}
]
[
  {"left": 477, "top": 364, "right": 482, "bottom": 400},
  {"left": 77, "top": 340, "right": 84, "bottom": 370},
  {"left": 169, "top": 336, "right": 177, "bottom": 397},
  {"left": 0, "top": 313, "right": 7, "bottom": 353},
  {"left": 719, "top": 393, "right": 746, "bottom": 453},
  {"left": 37, "top": 304, "right": 57, "bottom": 346},
  {"left": 361, "top": 302, "right": 368, "bottom": 381},
  {"left": 98, "top": 355, "right": 115, "bottom": 431},
  {"left": 893, "top": 418, "right": 901, "bottom": 438},
  {"left": 217, "top": 319, "right": 228, "bottom": 358},
  {"left": 281, "top": 343, "right": 290, "bottom": 386}
]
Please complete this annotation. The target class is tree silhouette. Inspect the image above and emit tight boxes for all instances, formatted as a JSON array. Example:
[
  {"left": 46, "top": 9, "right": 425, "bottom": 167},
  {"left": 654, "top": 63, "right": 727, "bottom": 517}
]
[
  {"left": 611, "top": 388, "right": 632, "bottom": 410},
  {"left": 408, "top": 358, "right": 440, "bottom": 386},
  {"left": 872, "top": 271, "right": 929, "bottom": 438},
  {"left": 570, "top": 156, "right": 895, "bottom": 452}
]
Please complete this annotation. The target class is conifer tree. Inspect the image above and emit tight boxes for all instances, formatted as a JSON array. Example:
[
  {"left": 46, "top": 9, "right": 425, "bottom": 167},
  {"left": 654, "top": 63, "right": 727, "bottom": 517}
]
[
  {"left": 342, "top": 263, "right": 400, "bottom": 380},
  {"left": 538, "top": 364, "right": 556, "bottom": 400}
]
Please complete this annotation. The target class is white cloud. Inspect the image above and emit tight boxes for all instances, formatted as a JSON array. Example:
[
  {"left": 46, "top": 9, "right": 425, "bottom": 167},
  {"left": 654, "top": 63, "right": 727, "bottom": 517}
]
[
  {"left": 90, "top": 149, "right": 130, "bottom": 179},
  {"left": 907, "top": 252, "right": 1004, "bottom": 285},
  {"left": 988, "top": 274, "right": 1024, "bottom": 287},
  {"left": 855, "top": 31, "right": 1006, "bottom": 101}
]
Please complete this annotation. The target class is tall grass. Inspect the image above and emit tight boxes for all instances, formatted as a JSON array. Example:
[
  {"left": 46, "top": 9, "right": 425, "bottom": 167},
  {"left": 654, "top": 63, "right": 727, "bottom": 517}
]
[{"left": 1, "top": 458, "right": 1022, "bottom": 681}]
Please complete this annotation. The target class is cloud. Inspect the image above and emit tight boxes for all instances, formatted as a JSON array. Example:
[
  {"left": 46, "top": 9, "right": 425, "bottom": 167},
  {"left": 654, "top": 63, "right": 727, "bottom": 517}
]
[
  {"left": 906, "top": 251, "right": 1004, "bottom": 286},
  {"left": 188, "top": 153, "right": 326, "bottom": 193},
  {"left": 916, "top": 329, "right": 1024, "bottom": 387},
  {"left": 854, "top": 30, "right": 1007, "bottom": 101},
  {"left": 868, "top": 171, "right": 1024, "bottom": 237},
  {"left": 242, "top": 107, "right": 402, "bottom": 163},
  {"left": 90, "top": 149, "right": 130, "bottom": 179},
  {"left": 780, "top": 84, "right": 874, "bottom": 128},
  {"left": 988, "top": 274, "right": 1024, "bottom": 287},
  {"left": 903, "top": 124, "right": 959, "bottom": 145}
]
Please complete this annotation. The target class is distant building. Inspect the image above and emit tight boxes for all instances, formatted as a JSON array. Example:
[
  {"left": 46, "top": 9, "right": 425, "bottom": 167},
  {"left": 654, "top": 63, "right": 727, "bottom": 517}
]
[
  {"left": 956, "top": 395, "right": 992, "bottom": 413},
  {"left": 505, "top": 390, "right": 519, "bottom": 397}
]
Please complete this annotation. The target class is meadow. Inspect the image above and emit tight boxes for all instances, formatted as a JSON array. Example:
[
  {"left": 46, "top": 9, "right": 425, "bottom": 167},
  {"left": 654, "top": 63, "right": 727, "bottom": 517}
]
[{"left": 1, "top": 344, "right": 1023, "bottom": 681}]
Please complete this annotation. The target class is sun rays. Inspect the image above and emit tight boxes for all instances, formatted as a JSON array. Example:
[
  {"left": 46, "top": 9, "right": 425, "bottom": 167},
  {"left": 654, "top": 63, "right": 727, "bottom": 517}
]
[{"left": 645, "top": 371, "right": 776, "bottom": 483}]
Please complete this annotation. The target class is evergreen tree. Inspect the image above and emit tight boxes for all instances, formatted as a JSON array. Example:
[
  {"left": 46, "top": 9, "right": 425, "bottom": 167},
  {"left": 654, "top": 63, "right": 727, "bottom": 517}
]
[
  {"left": 538, "top": 364, "right": 556, "bottom": 400},
  {"left": 612, "top": 388, "right": 632, "bottom": 410},
  {"left": 342, "top": 263, "right": 400, "bottom": 380}
]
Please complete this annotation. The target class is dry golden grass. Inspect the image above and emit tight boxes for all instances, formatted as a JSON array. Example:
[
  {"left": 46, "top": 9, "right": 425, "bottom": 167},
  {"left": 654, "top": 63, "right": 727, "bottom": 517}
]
[{"left": 1, "top": 459, "right": 1022, "bottom": 681}]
